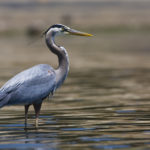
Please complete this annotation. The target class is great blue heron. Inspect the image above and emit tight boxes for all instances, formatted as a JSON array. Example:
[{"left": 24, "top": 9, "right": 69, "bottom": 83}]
[{"left": 0, "top": 24, "right": 92, "bottom": 128}]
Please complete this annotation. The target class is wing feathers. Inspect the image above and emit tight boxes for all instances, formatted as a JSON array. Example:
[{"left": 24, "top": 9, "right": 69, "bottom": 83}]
[{"left": 0, "top": 64, "right": 56, "bottom": 107}]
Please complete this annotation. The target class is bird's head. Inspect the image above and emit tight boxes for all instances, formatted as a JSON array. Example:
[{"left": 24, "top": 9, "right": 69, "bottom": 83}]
[{"left": 43, "top": 24, "right": 93, "bottom": 37}]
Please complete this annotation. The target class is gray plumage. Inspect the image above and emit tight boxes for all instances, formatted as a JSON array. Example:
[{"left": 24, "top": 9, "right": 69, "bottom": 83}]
[
  {"left": 0, "top": 24, "right": 92, "bottom": 128},
  {"left": 0, "top": 64, "right": 56, "bottom": 107}
]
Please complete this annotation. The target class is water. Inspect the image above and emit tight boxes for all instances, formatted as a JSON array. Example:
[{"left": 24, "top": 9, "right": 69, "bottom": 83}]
[
  {"left": 0, "top": 0, "right": 150, "bottom": 148},
  {"left": 1, "top": 68, "right": 150, "bottom": 150}
]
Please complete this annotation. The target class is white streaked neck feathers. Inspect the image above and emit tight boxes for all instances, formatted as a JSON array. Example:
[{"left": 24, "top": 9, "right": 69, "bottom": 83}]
[{"left": 45, "top": 27, "right": 69, "bottom": 89}]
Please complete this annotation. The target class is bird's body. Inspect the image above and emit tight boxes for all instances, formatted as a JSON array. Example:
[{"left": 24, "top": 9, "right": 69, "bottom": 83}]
[
  {"left": 0, "top": 64, "right": 56, "bottom": 106},
  {"left": 0, "top": 24, "right": 92, "bottom": 128}
]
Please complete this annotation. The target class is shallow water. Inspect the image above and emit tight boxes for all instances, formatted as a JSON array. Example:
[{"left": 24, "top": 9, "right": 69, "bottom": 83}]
[
  {"left": 0, "top": 0, "right": 150, "bottom": 148},
  {"left": 1, "top": 68, "right": 150, "bottom": 150}
]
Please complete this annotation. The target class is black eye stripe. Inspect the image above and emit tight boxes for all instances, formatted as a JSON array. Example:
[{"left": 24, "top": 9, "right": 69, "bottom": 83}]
[
  {"left": 51, "top": 24, "right": 63, "bottom": 28},
  {"left": 43, "top": 24, "right": 69, "bottom": 35}
]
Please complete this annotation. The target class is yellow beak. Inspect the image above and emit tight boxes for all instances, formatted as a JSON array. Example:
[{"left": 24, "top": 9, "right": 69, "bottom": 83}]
[{"left": 67, "top": 29, "right": 93, "bottom": 37}]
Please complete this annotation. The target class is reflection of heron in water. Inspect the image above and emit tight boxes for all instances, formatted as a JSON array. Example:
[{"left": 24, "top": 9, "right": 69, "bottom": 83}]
[{"left": 0, "top": 24, "right": 92, "bottom": 128}]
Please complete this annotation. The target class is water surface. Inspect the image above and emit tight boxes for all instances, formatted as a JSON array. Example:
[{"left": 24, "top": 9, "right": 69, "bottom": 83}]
[{"left": 1, "top": 68, "right": 150, "bottom": 150}]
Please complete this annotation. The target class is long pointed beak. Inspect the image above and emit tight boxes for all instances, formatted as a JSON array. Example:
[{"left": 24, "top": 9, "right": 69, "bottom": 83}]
[{"left": 67, "top": 29, "right": 93, "bottom": 37}]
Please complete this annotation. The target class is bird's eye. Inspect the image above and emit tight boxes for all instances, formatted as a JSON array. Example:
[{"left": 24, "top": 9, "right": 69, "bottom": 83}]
[
  {"left": 61, "top": 28, "right": 64, "bottom": 32},
  {"left": 62, "top": 28, "right": 67, "bottom": 32}
]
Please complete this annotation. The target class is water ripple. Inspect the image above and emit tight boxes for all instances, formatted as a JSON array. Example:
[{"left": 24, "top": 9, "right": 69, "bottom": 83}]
[{"left": 1, "top": 68, "right": 150, "bottom": 149}]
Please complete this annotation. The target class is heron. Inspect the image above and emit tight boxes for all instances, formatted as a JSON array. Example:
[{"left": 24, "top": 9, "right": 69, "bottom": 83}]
[{"left": 0, "top": 24, "right": 92, "bottom": 128}]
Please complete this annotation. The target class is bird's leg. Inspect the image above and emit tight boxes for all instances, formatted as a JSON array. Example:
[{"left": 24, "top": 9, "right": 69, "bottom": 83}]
[
  {"left": 24, "top": 104, "right": 30, "bottom": 128},
  {"left": 33, "top": 102, "right": 42, "bottom": 128}
]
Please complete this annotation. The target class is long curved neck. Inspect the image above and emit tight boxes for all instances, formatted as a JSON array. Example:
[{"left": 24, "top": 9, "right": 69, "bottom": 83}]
[{"left": 45, "top": 30, "right": 69, "bottom": 89}]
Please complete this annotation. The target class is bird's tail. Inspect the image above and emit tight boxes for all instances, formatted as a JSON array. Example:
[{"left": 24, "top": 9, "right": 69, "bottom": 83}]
[{"left": 0, "top": 91, "right": 9, "bottom": 108}]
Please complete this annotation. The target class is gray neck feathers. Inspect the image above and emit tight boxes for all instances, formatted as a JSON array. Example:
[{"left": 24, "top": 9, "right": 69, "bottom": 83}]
[{"left": 45, "top": 29, "right": 69, "bottom": 89}]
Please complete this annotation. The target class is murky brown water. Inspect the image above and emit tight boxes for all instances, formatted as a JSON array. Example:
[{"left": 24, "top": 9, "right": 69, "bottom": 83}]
[
  {"left": 0, "top": 1, "right": 150, "bottom": 149},
  {"left": 1, "top": 67, "right": 150, "bottom": 150},
  {"left": 0, "top": 18, "right": 150, "bottom": 149}
]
